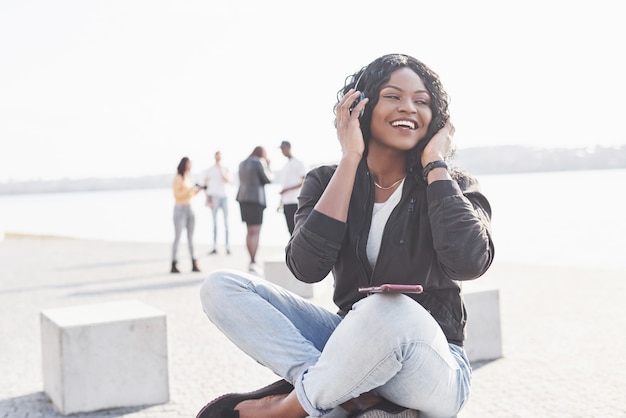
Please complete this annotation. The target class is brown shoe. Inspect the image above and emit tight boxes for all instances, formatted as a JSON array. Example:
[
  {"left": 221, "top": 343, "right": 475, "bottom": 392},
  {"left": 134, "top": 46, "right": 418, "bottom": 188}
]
[{"left": 196, "top": 379, "right": 293, "bottom": 418}]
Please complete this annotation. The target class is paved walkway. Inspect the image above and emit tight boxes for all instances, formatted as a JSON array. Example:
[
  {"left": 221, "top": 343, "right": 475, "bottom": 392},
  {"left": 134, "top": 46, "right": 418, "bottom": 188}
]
[{"left": 1, "top": 236, "right": 625, "bottom": 417}]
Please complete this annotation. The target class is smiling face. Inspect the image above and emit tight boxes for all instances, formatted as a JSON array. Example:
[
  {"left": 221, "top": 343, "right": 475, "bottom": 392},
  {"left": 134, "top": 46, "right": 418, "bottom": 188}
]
[{"left": 368, "top": 67, "right": 433, "bottom": 152}]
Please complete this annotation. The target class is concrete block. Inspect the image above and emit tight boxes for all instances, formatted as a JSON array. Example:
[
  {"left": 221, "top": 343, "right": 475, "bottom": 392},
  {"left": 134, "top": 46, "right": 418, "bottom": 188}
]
[
  {"left": 40, "top": 300, "right": 169, "bottom": 415},
  {"left": 264, "top": 259, "right": 314, "bottom": 298},
  {"left": 463, "top": 288, "right": 503, "bottom": 363}
]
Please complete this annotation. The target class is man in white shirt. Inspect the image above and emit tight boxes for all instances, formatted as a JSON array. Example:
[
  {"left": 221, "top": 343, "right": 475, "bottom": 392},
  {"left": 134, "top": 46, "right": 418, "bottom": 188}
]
[
  {"left": 204, "top": 151, "right": 231, "bottom": 254},
  {"left": 278, "top": 141, "right": 306, "bottom": 235}
]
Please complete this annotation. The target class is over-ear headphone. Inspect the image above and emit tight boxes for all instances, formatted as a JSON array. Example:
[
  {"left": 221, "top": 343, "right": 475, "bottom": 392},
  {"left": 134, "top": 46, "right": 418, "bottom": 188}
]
[{"left": 349, "top": 67, "right": 367, "bottom": 116}]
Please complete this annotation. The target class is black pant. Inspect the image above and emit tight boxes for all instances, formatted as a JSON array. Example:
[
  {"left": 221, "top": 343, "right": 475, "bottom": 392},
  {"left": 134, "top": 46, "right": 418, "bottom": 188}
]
[{"left": 283, "top": 203, "right": 297, "bottom": 235}]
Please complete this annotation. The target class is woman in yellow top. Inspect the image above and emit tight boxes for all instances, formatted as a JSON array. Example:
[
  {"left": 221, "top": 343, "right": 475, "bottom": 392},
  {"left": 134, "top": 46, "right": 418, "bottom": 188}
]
[{"left": 171, "top": 156, "right": 202, "bottom": 273}]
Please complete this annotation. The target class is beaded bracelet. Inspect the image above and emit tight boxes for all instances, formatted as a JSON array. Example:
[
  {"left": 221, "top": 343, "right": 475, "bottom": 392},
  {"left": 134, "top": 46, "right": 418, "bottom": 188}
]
[{"left": 422, "top": 160, "right": 448, "bottom": 180}]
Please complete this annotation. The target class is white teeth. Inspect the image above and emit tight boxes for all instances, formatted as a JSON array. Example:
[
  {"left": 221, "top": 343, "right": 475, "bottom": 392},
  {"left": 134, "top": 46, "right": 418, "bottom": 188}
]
[{"left": 391, "top": 120, "right": 415, "bottom": 129}]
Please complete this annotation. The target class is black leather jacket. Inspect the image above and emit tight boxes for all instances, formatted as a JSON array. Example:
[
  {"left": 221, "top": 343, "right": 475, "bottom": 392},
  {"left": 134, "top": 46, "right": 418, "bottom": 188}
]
[{"left": 285, "top": 159, "right": 494, "bottom": 345}]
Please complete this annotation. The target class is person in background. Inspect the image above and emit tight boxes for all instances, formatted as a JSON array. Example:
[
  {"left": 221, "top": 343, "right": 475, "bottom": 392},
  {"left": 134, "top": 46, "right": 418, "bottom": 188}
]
[
  {"left": 235, "top": 146, "right": 273, "bottom": 274},
  {"left": 204, "top": 151, "right": 231, "bottom": 255},
  {"left": 278, "top": 141, "right": 306, "bottom": 235},
  {"left": 197, "top": 53, "right": 494, "bottom": 418},
  {"left": 171, "top": 156, "right": 202, "bottom": 274}
]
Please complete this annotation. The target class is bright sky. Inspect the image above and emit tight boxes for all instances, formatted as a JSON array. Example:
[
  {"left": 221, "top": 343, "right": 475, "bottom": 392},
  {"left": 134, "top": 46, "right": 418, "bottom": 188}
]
[{"left": 1, "top": 0, "right": 624, "bottom": 182}]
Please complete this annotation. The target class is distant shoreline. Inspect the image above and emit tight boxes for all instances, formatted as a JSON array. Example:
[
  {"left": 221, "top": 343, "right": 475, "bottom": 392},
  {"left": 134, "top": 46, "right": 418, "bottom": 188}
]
[{"left": 2, "top": 145, "right": 625, "bottom": 195}]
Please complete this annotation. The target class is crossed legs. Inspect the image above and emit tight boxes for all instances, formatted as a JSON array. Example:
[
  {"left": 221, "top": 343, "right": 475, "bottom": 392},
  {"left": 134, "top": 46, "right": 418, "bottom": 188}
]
[{"left": 200, "top": 269, "right": 470, "bottom": 417}]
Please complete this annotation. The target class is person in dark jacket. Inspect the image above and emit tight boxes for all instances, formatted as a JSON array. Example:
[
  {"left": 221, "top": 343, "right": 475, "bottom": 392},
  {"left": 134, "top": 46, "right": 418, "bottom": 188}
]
[
  {"left": 236, "top": 146, "right": 273, "bottom": 274},
  {"left": 198, "top": 54, "right": 495, "bottom": 418}
]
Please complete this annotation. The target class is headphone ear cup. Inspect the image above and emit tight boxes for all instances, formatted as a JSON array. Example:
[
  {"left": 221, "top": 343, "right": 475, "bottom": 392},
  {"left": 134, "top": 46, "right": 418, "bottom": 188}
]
[
  {"left": 349, "top": 92, "right": 366, "bottom": 116},
  {"left": 349, "top": 66, "right": 368, "bottom": 116}
]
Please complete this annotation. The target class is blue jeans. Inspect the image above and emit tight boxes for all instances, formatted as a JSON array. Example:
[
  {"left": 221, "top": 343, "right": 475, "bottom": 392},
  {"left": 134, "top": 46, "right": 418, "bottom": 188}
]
[
  {"left": 209, "top": 195, "right": 229, "bottom": 246},
  {"left": 200, "top": 269, "right": 471, "bottom": 418}
]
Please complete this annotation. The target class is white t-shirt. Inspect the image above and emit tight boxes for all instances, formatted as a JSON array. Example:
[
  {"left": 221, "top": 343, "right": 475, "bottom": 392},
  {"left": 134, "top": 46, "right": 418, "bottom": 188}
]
[
  {"left": 279, "top": 157, "right": 306, "bottom": 205},
  {"left": 204, "top": 165, "right": 229, "bottom": 198},
  {"left": 366, "top": 180, "right": 404, "bottom": 269}
]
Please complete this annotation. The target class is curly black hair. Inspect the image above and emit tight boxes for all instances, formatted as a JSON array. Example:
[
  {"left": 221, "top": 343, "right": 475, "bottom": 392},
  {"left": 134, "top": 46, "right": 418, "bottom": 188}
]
[{"left": 334, "top": 54, "right": 450, "bottom": 170}]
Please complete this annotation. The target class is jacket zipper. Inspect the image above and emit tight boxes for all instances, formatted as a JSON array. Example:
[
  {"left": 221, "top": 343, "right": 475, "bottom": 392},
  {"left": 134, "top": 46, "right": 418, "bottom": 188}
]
[
  {"left": 399, "top": 197, "right": 415, "bottom": 245},
  {"left": 357, "top": 172, "right": 374, "bottom": 285}
]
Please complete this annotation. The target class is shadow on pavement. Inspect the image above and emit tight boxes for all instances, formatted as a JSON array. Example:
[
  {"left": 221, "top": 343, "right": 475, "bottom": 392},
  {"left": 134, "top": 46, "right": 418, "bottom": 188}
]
[
  {"left": 0, "top": 392, "right": 152, "bottom": 418},
  {"left": 470, "top": 358, "right": 502, "bottom": 370}
]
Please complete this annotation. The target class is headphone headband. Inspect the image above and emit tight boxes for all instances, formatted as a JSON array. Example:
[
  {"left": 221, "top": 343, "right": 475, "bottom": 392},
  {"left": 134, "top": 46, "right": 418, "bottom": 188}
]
[{"left": 353, "top": 66, "right": 367, "bottom": 91}]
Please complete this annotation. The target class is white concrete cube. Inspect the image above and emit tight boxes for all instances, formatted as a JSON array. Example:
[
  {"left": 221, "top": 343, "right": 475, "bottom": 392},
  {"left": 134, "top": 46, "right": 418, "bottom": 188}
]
[
  {"left": 40, "top": 300, "right": 169, "bottom": 415},
  {"left": 463, "top": 288, "right": 503, "bottom": 363},
  {"left": 264, "top": 260, "right": 314, "bottom": 298}
]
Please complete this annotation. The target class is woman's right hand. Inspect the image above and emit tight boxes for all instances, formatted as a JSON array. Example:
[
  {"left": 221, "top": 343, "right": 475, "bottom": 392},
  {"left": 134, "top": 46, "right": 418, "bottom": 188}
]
[
  {"left": 314, "top": 90, "right": 369, "bottom": 222},
  {"left": 335, "top": 89, "right": 369, "bottom": 159}
]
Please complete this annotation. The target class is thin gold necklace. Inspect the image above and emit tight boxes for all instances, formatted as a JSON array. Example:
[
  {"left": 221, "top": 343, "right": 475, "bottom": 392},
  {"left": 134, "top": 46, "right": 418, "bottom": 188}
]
[{"left": 373, "top": 177, "right": 405, "bottom": 190}]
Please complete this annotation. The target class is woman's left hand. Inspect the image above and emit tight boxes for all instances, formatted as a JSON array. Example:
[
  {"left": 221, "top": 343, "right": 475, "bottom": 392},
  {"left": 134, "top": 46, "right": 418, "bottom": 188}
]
[{"left": 422, "top": 119, "right": 455, "bottom": 166}]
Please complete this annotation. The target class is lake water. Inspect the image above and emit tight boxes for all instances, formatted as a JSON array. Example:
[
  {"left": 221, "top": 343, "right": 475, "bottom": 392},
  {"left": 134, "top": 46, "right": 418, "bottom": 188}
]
[{"left": 1, "top": 169, "right": 624, "bottom": 270}]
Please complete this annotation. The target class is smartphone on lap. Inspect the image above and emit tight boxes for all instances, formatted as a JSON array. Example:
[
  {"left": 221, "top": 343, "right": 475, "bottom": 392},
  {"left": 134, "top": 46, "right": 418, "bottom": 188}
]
[{"left": 358, "top": 284, "right": 424, "bottom": 294}]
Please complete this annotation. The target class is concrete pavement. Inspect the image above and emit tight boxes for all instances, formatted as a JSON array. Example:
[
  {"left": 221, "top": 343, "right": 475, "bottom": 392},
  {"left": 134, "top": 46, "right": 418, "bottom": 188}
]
[{"left": 1, "top": 236, "right": 625, "bottom": 417}]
